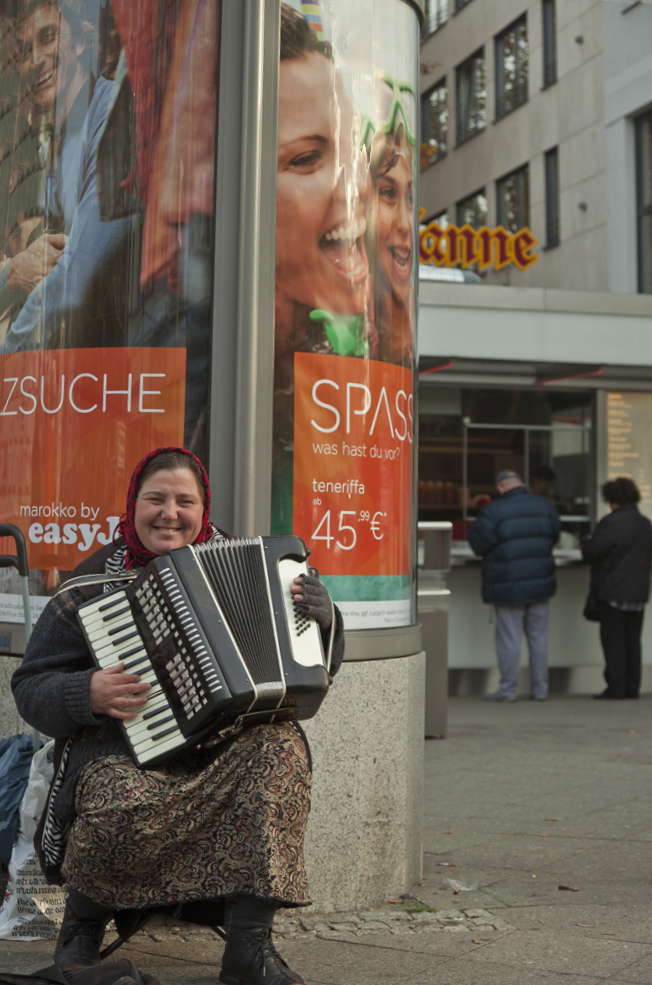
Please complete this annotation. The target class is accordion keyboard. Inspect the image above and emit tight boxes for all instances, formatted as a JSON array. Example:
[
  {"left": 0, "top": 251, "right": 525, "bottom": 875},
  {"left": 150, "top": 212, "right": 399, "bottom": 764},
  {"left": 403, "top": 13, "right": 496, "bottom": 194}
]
[{"left": 78, "top": 592, "right": 191, "bottom": 765}]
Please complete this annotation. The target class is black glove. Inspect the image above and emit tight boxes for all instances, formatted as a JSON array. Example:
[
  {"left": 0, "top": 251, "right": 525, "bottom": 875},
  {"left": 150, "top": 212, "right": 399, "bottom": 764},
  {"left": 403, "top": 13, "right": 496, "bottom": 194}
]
[{"left": 293, "top": 569, "right": 333, "bottom": 631}]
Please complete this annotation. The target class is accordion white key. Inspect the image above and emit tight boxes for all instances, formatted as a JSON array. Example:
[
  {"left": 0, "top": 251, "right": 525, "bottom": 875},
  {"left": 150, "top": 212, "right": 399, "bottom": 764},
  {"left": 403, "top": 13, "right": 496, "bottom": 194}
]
[{"left": 77, "top": 536, "right": 332, "bottom": 766}]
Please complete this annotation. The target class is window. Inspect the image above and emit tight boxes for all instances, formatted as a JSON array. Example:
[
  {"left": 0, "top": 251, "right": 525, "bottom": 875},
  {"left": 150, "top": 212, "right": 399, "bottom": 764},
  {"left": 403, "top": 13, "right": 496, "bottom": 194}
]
[
  {"left": 422, "top": 0, "right": 447, "bottom": 37},
  {"left": 420, "top": 80, "right": 448, "bottom": 169},
  {"left": 456, "top": 50, "right": 486, "bottom": 144},
  {"left": 495, "top": 16, "right": 528, "bottom": 119},
  {"left": 496, "top": 164, "right": 530, "bottom": 232},
  {"left": 456, "top": 189, "right": 487, "bottom": 228},
  {"left": 542, "top": 0, "right": 557, "bottom": 87},
  {"left": 417, "top": 385, "right": 593, "bottom": 546},
  {"left": 545, "top": 147, "right": 560, "bottom": 247},
  {"left": 636, "top": 110, "right": 652, "bottom": 293},
  {"left": 420, "top": 212, "right": 450, "bottom": 269}
]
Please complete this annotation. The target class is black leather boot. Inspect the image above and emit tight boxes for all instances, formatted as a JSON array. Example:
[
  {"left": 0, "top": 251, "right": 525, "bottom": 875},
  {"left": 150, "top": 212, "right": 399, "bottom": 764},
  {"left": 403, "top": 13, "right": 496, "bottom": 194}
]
[
  {"left": 54, "top": 886, "right": 113, "bottom": 970},
  {"left": 218, "top": 896, "right": 305, "bottom": 985}
]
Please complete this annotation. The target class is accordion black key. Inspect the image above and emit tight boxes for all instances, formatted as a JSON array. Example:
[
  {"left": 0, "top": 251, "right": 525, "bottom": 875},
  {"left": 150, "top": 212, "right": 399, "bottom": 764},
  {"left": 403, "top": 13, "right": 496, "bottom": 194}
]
[{"left": 77, "top": 536, "right": 331, "bottom": 766}]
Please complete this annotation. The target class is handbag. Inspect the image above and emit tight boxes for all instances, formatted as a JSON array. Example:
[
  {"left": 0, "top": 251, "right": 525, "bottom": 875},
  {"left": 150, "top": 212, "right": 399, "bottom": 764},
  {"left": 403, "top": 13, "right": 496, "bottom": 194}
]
[{"left": 583, "top": 590, "right": 601, "bottom": 622}]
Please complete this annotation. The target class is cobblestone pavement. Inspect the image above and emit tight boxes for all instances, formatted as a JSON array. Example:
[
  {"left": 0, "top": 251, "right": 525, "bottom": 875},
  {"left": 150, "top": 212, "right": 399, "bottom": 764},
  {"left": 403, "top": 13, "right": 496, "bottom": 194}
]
[
  {"left": 274, "top": 904, "right": 514, "bottom": 939},
  {"left": 3, "top": 696, "right": 652, "bottom": 985},
  {"left": 126, "top": 901, "right": 514, "bottom": 944}
]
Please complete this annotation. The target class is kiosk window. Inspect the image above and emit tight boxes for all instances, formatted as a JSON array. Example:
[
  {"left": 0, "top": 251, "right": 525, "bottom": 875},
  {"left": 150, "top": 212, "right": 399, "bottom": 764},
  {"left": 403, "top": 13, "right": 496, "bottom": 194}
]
[{"left": 418, "top": 386, "right": 593, "bottom": 545}]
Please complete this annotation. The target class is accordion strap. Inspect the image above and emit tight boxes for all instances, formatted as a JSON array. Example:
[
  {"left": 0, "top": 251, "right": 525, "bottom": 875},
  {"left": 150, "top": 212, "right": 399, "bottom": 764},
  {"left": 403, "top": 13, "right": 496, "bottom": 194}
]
[{"left": 54, "top": 571, "right": 137, "bottom": 597}]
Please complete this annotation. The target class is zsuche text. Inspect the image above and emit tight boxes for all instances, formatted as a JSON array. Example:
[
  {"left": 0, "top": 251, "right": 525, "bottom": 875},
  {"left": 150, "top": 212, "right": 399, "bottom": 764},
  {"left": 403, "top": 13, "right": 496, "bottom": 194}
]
[{"left": 0, "top": 373, "right": 167, "bottom": 416}]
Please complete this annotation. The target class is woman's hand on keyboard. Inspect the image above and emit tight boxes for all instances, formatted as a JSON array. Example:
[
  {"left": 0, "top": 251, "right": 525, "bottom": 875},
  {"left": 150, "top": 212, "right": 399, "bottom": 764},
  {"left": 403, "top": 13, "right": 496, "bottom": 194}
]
[{"left": 89, "top": 664, "right": 152, "bottom": 719}]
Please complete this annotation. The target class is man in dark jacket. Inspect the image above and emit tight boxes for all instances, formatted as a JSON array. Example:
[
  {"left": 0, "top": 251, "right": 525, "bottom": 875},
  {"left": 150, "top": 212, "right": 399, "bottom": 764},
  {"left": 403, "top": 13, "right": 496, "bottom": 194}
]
[{"left": 468, "top": 469, "right": 561, "bottom": 702}]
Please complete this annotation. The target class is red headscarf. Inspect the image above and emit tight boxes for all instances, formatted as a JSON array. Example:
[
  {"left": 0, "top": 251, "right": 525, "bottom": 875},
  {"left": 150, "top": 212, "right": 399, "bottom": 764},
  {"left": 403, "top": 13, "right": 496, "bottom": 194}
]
[{"left": 118, "top": 446, "right": 214, "bottom": 569}]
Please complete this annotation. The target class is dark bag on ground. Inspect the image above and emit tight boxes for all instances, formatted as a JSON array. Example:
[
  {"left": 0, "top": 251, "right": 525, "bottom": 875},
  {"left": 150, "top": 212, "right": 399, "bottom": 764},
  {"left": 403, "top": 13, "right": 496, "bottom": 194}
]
[
  {"left": 583, "top": 590, "right": 601, "bottom": 622},
  {"left": 0, "top": 958, "right": 160, "bottom": 985}
]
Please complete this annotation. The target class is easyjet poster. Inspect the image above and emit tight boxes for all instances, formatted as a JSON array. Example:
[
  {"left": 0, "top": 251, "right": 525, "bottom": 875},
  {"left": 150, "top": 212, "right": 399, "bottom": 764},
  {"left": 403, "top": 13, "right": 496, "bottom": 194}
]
[
  {"left": 272, "top": 1, "right": 419, "bottom": 629},
  {"left": 0, "top": 2, "right": 218, "bottom": 623},
  {"left": 0, "top": 347, "right": 186, "bottom": 617}
]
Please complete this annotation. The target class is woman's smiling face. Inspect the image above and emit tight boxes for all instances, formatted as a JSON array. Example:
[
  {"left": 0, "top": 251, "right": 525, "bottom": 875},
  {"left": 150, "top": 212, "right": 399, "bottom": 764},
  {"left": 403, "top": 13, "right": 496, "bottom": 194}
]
[
  {"left": 275, "top": 52, "right": 369, "bottom": 332},
  {"left": 375, "top": 151, "right": 414, "bottom": 307},
  {"left": 134, "top": 468, "right": 204, "bottom": 556}
]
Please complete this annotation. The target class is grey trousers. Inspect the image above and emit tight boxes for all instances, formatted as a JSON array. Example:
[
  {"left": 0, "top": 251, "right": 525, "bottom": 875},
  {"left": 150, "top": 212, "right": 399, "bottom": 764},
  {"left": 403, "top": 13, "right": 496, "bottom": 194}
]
[{"left": 494, "top": 602, "right": 550, "bottom": 699}]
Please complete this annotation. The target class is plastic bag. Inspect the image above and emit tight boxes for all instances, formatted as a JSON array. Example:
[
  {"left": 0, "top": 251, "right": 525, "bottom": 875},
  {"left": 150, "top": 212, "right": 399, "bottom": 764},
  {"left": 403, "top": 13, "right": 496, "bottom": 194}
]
[
  {"left": 0, "top": 740, "right": 66, "bottom": 940},
  {"left": 0, "top": 734, "right": 34, "bottom": 867}
]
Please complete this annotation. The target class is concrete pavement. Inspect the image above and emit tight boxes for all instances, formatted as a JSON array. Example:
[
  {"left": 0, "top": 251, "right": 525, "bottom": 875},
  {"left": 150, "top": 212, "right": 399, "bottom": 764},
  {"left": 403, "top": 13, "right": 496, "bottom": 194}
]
[{"left": 2, "top": 694, "right": 652, "bottom": 984}]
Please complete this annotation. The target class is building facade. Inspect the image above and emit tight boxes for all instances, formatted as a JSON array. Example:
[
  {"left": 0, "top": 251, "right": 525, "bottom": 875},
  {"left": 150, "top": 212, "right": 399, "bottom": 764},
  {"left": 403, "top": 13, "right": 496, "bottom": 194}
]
[
  {"left": 417, "top": 0, "right": 652, "bottom": 694},
  {"left": 420, "top": 0, "right": 652, "bottom": 293}
]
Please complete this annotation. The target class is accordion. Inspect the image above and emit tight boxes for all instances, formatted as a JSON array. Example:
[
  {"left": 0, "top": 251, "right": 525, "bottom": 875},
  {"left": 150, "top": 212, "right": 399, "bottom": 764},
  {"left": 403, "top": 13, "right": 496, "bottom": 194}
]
[{"left": 77, "top": 536, "right": 332, "bottom": 767}]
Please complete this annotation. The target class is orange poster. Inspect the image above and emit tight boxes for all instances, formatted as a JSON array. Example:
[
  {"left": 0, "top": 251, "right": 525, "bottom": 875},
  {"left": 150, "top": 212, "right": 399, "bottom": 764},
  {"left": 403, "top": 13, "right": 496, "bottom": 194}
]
[
  {"left": 293, "top": 352, "right": 413, "bottom": 577},
  {"left": 0, "top": 348, "right": 186, "bottom": 571}
]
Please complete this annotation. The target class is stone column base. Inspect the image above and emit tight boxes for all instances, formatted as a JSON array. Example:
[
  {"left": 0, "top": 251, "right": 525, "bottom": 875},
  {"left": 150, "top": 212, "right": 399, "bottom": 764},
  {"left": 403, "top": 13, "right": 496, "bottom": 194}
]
[{"left": 301, "top": 651, "right": 425, "bottom": 912}]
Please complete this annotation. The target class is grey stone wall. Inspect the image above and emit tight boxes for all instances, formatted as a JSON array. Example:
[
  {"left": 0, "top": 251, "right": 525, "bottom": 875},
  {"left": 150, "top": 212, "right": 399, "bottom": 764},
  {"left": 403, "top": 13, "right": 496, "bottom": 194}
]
[{"left": 302, "top": 652, "right": 425, "bottom": 912}]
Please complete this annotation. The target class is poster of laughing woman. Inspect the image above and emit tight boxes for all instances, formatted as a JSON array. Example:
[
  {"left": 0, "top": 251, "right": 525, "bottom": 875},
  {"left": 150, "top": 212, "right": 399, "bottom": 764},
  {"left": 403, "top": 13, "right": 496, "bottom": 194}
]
[{"left": 271, "top": 0, "right": 419, "bottom": 630}]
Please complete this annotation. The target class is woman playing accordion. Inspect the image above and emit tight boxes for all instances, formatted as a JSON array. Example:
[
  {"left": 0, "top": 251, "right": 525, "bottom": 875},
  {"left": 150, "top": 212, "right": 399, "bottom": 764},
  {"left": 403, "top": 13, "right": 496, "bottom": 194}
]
[{"left": 12, "top": 446, "right": 344, "bottom": 985}]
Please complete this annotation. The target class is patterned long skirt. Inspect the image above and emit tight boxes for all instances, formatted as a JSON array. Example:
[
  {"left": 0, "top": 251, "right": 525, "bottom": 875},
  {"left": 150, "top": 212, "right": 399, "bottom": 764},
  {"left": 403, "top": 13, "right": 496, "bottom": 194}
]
[{"left": 61, "top": 723, "right": 312, "bottom": 910}]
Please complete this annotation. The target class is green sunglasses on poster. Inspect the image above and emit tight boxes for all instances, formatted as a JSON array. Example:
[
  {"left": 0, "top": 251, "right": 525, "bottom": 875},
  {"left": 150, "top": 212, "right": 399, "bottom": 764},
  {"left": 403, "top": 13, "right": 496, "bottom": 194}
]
[{"left": 371, "top": 72, "right": 417, "bottom": 146}]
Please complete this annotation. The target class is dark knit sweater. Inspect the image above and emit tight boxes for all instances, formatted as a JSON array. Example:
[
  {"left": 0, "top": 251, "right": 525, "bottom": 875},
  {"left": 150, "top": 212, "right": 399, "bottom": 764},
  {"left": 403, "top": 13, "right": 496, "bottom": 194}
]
[{"left": 11, "top": 540, "right": 345, "bottom": 833}]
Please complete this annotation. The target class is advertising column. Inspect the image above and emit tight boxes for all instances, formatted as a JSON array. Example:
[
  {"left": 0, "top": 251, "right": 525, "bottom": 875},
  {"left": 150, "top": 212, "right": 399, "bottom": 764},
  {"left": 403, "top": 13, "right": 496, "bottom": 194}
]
[
  {"left": 0, "top": 1, "right": 219, "bottom": 626},
  {"left": 272, "top": 0, "right": 419, "bottom": 631}
]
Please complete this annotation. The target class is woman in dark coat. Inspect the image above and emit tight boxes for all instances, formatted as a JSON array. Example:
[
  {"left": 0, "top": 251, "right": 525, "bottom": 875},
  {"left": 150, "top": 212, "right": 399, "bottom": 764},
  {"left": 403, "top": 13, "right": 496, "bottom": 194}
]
[
  {"left": 11, "top": 446, "right": 344, "bottom": 985},
  {"left": 581, "top": 477, "right": 652, "bottom": 700}
]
